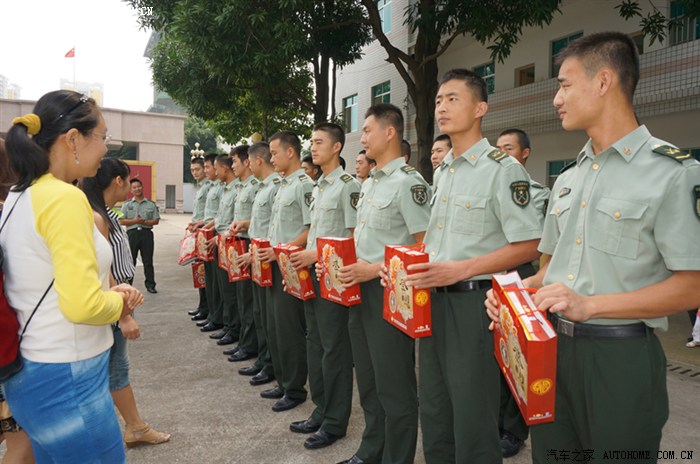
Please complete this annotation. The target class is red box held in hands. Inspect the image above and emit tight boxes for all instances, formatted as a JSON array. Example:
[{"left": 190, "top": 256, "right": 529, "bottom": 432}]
[
  {"left": 191, "top": 262, "right": 206, "bottom": 288},
  {"left": 317, "top": 237, "right": 361, "bottom": 306},
  {"left": 227, "top": 238, "right": 251, "bottom": 282},
  {"left": 274, "top": 244, "right": 316, "bottom": 301},
  {"left": 195, "top": 228, "right": 214, "bottom": 262},
  {"left": 178, "top": 230, "right": 197, "bottom": 265},
  {"left": 492, "top": 272, "right": 557, "bottom": 426},
  {"left": 250, "top": 238, "right": 273, "bottom": 287},
  {"left": 217, "top": 234, "right": 228, "bottom": 271},
  {"left": 383, "top": 245, "right": 432, "bottom": 338}
]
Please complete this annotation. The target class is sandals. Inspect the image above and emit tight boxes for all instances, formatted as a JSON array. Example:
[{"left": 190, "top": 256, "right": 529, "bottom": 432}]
[{"left": 124, "top": 423, "right": 171, "bottom": 448}]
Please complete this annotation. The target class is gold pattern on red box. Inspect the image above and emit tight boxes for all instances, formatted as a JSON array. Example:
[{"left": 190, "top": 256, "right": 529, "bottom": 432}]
[
  {"left": 195, "top": 228, "right": 214, "bottom": 262},
  {"left": 227, "top": 238, "right": 251, "bottom": 282},
  {"left": 178, "top": 230, "right": 197, "bottom": 265},
  {"left": 191, "top": 262, "right": 206, "bottom": 288},
  {"left": 317, "top": 237, "right": 361, "bottom": 306},
  {"left": 274, "top": 244, "right": 316, "bottom": 301},
  {"left": 250, "top": 238, "right": 273, "bottom": 287}
]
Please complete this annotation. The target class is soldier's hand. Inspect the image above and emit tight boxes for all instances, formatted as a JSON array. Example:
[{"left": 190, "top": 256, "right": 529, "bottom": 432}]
[
  {"left": 236, "top": 252, "right": 252, "bottom": 268},
  {"left": 405, "top": 261, "right": 465, "bottom": 288},
  {"left": 290, "top": 249, "right": 316, "bottom": 271},
  {"left": 257, "top": 247, "right": 277, "bottom": 263},
  {"left": 206, "top": 237, "right": 217, "bottom": 252},
  {"left": 485, "top": 289, "right": 500, "bottom": 331},
  {"left": 338, "top": 260, "right": 379, "bottom": 288},
  {"left": 533, "top": 282, "right": 591, "bottom": 322},
  {"left": 378, "top": 264, "right": 390, "bottom": 288}
]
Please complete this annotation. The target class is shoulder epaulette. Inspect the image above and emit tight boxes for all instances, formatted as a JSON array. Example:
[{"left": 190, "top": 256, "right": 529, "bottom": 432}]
[
  {"left": 652, "top": 145, "right": 692, "bottom": 163},
  {"left": 251, "top": 179, "right": 258, "bottom": 185},
  {"left": 531, "top": 181, "right": 544, "bottom": 189},
  {"left": 400, "top": 165, "right": 416, "bottom": 173},
  {"left": 299, "top": 174, "right": 310, "bottom": 182},
  {"left": 487, "top": 149, "right": 509, "bottom": 163},
  {"left": 272, "top": 178, "right": 281, "bottom": 185},
  {"left": 340, "top": 173, "right": 353, "bottom": 183},
  {"left": 560, "top": 161, "right": 577, "bottom": 174}
]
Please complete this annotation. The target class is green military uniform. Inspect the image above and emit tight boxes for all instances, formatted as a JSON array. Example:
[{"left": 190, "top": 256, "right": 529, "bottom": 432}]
[
  {"left": 122, "top": 196, "right": 161, "bottom": 290},
  {"left": 422, "top": 138, "right": 543, "bottom": 463},
  {"left": 268, "top": 168, "right": 314, "bottom": 401},
  {"left": 351, "top": 157, "right": 431, "bottom": 464},
  {"left": 251, "top": 172, "right": 282, "bottom": 378},
  {"left": 202, "top": 180, "right": 224, "bottom": 321},
  {"left": 192, "top": 178, "right": 212, "bottom": 313},
  {"left": 304, "top": 166, "right": 360, "bottom": 436},
  {"left": 532, "top": 125, "right": 700, "bottom": 463},
  {"left": 231, "top": 175, "right": 259, "bottom": 356},
  {"left": 212, "top": 178, "right": 240, "bottom": 330}
]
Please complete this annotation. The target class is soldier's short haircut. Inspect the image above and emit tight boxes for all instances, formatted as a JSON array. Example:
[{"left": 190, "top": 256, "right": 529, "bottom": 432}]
[
  {"left": 498, "top": 128, "right": 531, "bottom": 151},
  {"left": 313, "top": 122, "right": 346, "bottom": 152},
  {"left": 439, "top": 68, "right": 488, "bottom": 103},
  {"left": 204, "top": 153, "right": 218, "bottom": 165},
  {"left": 230, "top": 144, "right": 250, "bottom": 162},
  {"left": 433, "top": 134, "right": 452, "bottom": 148},
  {"left": 364, "top": 103, "right": 404, "bottom": 141},
  {"left": 215, "top": 154, "right": 233, "bottom": 169},
  {"left": 249, "top": 142, "right": 272, "bottom": 164},
  {"left": 556, "top": 31, "right": 639, "bottom": 103},
  {"left": 269, "top": 131, "right": 302, "bottom": 158}
]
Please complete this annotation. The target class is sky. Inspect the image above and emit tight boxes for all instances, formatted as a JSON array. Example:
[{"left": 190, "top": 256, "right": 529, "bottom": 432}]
[{"left": 0, "top": 0, "right": 154, "bottom": 112}]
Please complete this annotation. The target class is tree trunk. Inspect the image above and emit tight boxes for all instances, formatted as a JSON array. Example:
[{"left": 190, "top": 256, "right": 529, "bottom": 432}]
[
  {"left": 313, "top": 53, "right": 331, "bottom": 123},
  {"left": 331, "top": 60, "right": 337, "bottom": 122},
  {"left": 412, "top": 60, "right": 438, "bottom": 184}
]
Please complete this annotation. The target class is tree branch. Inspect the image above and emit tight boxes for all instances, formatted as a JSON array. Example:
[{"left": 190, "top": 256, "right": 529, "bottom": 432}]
[{"left": 420, "top": 30, "right": 462, "bottom": 67}]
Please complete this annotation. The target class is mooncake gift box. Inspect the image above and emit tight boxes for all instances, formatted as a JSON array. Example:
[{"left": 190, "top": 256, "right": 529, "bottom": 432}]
[
  {"left": 178, "top": 230, "right": 197, "bottom": 265},
  {"left": 250, "top": 238, "right": 273, "bottom": 287},
  {"left": 191, "top": 261, "right": 206, "bottom": 288},
  {"left": 492, "top": 271, "right": 557, "bottom": 426},
  {"left": 217, "top": 234, "right": 229, "bottom": 271},
  {"left": 195, "top": 228, "right": 214, "bottom": 262},
  {"left": 226, "top": 238, "right": 251, "bottom": 282},
  {"left": 383, "top": 245, "right": 432, "bottom": 338},
  {"left": 274, "top": 244, "right": 316, "bottom": 301},
  {"left": 316, "top": 237, "right": 361, "bottom": 306}
]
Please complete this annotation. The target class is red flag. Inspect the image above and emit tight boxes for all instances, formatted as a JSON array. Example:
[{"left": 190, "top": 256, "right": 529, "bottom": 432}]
[{"left": 65, "top": 48, "right": 75, "bottom": 58}]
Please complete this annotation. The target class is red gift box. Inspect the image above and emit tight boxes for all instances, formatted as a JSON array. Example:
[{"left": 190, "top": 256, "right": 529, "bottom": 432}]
[
  {"left": 191, "top": 262, "right": 206, "bottom": 288},
  {"left": 383, "top": 245, "right": 432, "bottom": 338},
  {"left": 195, "top": 228, "right": 214, "bottom": 262},
  {"left": 178, "top": 230, "right": 197, "bottom": 266},
  {"left": 250, "top": 238, "right": 273, "bottom": 287},
  {"left": 274, "top": 244, "right": 316, "bottom": 301},
  {"left": 317, "top": 237, "right": 361, "bottom": 306},
  {"left": 227, "top": 238, "right": 251, "bottom": 282},
  {"left": 217, "top": 234, "right": 229, "bottom": 271},
  {"left": 492, "top": 272, "right": 557, "bottom": 426}
]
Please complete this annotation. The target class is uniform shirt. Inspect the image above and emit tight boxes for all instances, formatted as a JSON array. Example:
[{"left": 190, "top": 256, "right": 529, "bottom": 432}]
[
  {"left": 540, "top": 125, "right": 700, "bottom": 329},
  {"left": 121, "top": 197, "right": 160, "bottom": 231},
  {"left": 354, "top": 157, "right": 432, "bottom": 264},
  {"left": 233, "top": 175, "right": 259, "bottom": 239},
  {"left": 215, "top": 178, "right": 240, "bottom": 234},
  {"left": 268, "top": 168, "right": 314, "bottom": 246},
  {"left": 249, "top": 172, "right": 281, "bottom": 239},
  {"left": 531, "top": 180, "right": 551, "bottom": 221},
  {"left": 191, "top": 178, "right": 212, "bottom": 222},
  {"left": 203, "top": 180, "right": 224, "bottom": 223},
  {"left": 306, "top": 166, "right": 361, "bottom": 252},
  {"left": 424, "top": 139, "right": 543, "bottom": 280}
]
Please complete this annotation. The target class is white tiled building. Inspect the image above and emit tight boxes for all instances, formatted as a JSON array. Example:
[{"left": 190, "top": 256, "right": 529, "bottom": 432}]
[{"left": 335, "top": 0, "right": 700, "bottom": 185}]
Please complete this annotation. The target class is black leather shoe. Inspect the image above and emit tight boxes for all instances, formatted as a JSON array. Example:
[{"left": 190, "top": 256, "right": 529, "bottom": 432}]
[
  {"left": 250, "top": 371, "right": 275, "bottom": 386},
  {"left": 304, "top": 429, "right": 344, "bottom": 449},
  {"left": 187, "top": 309, "right": 200, "bottom": 316},
  {"left": 196, "top": 319, "right": 210, "bottom": 327},
  {"left": 191, "top": 313, "right": 207, "bottom": 321},
  {"left": 146, "top": 286, "right": 157, "bottom": 294},
  {"left": 223, "top": 346, "right": 240, "bottom": 356},
  {"left": 290, "top": 417, "right": 321, "bottom": 434},
  {"left": 260, "top": 386, "right": 284, "bottom": 399},
  {"left": 272, "top": 395, "right": 305, "bottom": 412},
  {"left": 500, "top": 431, "right": 524, "bottom": 458},
  {"left": 200, "top": 322, "right": 223, "bottom": 332},
  {"left": 336, "top": 456, "right": 365, "bottom": 464},
  {"left": 238, "top": 365, "right": 261, "bottom": 376},
  {"left": 228, "top": 349, "right": 255, "bottom": 362},
  {"left": 209, "top": 330, "right": 227, "bottom": 340},
  {"left": 217, "top": 333, "right": 238, "bottom": 345}
]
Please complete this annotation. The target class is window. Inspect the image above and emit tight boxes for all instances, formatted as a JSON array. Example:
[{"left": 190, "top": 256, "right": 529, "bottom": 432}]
[
  {"left": 670, "top": 0, "right": 700, "bottom": 45},
  {"left": 343, "top": 94, "right": 358, "bottom": 132},
  {"left": 473, "top": 62, "right": 495, "bottom": 94},
  {"left": 551, "top": 32, "right": 583, "bottom": 78},
  {"left": 371, "top": 81, "right": 391, "bottom": 105},
  {"left": 377, "top": 0, "right": 392, "bottom": 33},
  {"left": 515, "top": 64, "right": 535, "bottom": 87},
  {"left": 547, "top": 159, "right": 576, "bottom": 188}
]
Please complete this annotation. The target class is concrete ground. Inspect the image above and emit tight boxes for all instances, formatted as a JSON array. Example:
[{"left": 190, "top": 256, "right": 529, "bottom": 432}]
[{"left": 2, "top": 213, "right": 699, "bottom": 463}]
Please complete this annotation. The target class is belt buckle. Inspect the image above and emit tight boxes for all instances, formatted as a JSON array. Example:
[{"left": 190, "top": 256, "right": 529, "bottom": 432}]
[{"left": 558, "top": 317, "right": 575, "bottom": 337}]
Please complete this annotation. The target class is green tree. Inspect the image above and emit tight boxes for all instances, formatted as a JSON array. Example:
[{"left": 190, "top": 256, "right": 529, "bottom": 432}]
[{"left": 182, "top": 116, "right": 221, "bottom": 183}]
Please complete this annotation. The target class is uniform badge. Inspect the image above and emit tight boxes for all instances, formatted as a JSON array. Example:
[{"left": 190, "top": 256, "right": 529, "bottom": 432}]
[
  {"left": 559, "top": 187, "right": 571, "bottom": 198},
  {"left": 305, "top": 192, "right": 313, "bottom": 206},
  {"left": 510, "top": 181, "right": 531, "bottom": 207},
  {"left": 350, "top": 192, "right": 360, "bottom": 210},
  {"left": 411, "top": 185, "right": 428, "bottom": 205},
  {"left": 694, "top": 185, "right": 700, "bottom": 219}
]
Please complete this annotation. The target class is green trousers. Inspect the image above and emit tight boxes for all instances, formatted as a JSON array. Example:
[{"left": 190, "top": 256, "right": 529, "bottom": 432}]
[
  {"left": 236, "top": 279, "right": 257, "bottom": 354},
  {"left": 531, "top": 330, "right": 668, "bottom": 464},
  {"left": 196, "top": 287, "right": 208, "bottom": 312},
  {"left": 499, "top": 372, "right": 528, "bottom": 441},
  {"left": 348, "top": 279, "right": 417, "bottom": 464},
  {"left": 203, "top": 260, "right": 221, "bottom": 323},
  {"left": 268, "top": 262, "right": 307, "bottom": 401},
  {"left": 419, "top": 290, "right": 501, "bottom": 464},
  {"left": 252, "top": 283, "right": 274, "bottom": 376},
  {"left": 304, "top": 273, "right": 353, "bottom": 436},
  {"left": 215, "top": 264, "right": 239, "bottom": 333}
]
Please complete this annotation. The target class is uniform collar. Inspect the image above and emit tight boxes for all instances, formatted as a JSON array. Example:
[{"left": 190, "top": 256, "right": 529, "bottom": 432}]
[
  {"left": 577, "top": 125, "right": 651, "bottom": 165},
  {"left": 262, "top": 172, "right": 280, "bottom": 186},
  {"left": 239, "top": 175, "right": 255, "bottom": 187},
  {"left": 318, "top": 165, "right": 345, "bottom": 186},
  {"left": 444, "top": 138, "right": 491, "bottom": 167},
  {"left": 224, "top": 178, "right": 238, "bottom": 190},
  {"left": 282, "top": 168, "right": 306, "bottom": 185},
  {"left": 371, "top": 156, "right": 405, "bottom": 179}
]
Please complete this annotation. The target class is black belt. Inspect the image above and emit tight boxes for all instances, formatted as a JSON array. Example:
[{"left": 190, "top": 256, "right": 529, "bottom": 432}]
[
  {"left": 548, "top": 313, "right": 650, "bottom": 339},
  {"left": 432, "top": 280, "right": 492, "bottom": 293}
]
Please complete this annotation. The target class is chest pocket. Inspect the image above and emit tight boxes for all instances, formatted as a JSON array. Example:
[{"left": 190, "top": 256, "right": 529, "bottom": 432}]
[
  {"left": 589, "top": 197, "right": 648, "bottom": 259},
  {"left": 367, "top": 199, "right": 393, "bottom": 230},
  {"left": 549, "top": 197, "right": 573, "bottom": 233},
  {"left": 279, "top": 196, "right": 297, "bottom": 221},
  {"left": 451, "top": 195, "right": 487, "bottom": 236},
  {"left": 316, "top": 199, "right": 340, "bottom": 232}
]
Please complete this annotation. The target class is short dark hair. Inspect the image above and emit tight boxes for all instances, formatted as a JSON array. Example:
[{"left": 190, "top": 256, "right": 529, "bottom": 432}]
[
  {"left": 130, "top": 178, "right": 143, "bottom": 186},
  {"left": 498, "top": 128, "right": 530, "bottom": 151},
  {"left": 557, "top": 31, "right": 639, "bottom": 102},
  {"left": 215, "top": 154, "right": 233, "bottom": 169},
  {"left": 358, "top": 149, "right": 365, "bottom": 155},
  {"left": 204, "top": 153, "right": 218, "bottom": 165},
  {"left": 401, "top": 140, "right": 411, "bottom": 162},
  {"left": 340, "top": 157, "right": 346, "bottom": 170},
  {"left": 313, "top": 122, "right": 345, "bottom": 153},
  {"left": 365, "top": 103, "right": 404, "bottom": 140},
  {"left": 269, "top": 131, "right": 302, "bottom": 158},
  {"left": 358, "top": 152, "right": 377, "bottom": 166},
  {"left": 439, "top": 69, "right": 488, "bottom": 103},
  {"left": 433, "top": 134, "right": 452, "bottom": 148},
  {"left": 249, "top": 142, "right": 271, "bottom": 164},
  {"left": 190, "top": 157, "right": 204, "bottom": 167},
  {"left": 230, "top": 144, "right": 250, "bottom": 162}
]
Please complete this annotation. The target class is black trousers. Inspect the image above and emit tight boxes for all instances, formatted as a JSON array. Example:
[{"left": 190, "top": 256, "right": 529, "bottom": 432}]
[{"left": 127, "top": 228, "right": 155, "bottom": 289}]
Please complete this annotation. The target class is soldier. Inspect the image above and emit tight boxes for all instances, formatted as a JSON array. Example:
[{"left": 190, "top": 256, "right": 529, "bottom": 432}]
[
  {"left": 120, "top": 178, "right": 160, "bottom": 294},
  {"left": 255, "top": 131, "right": 314, "bottom": 413},
  {"left": 186, "top": 155, "right": 211, "bottom": 317},
  {"left": 486, "top": 32, "right": 700, "bottom": 464},
  {"left": 430, "top": 134, "right": 451, "bottom": 170},
  {"left": 302, "top": 155, "right": 321, "bottom": 182},
  {"left": 354, "top": 150, "right": 375, "bottom": 184},
  {"left": 404, "top": 69, "right": 543, "bottom": 464},
  {"left": 286, "top": 123, "right": 360, "bottom": 450},
  {"left": 335, "top": 104, "right": 431, "bottom": 464}
]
